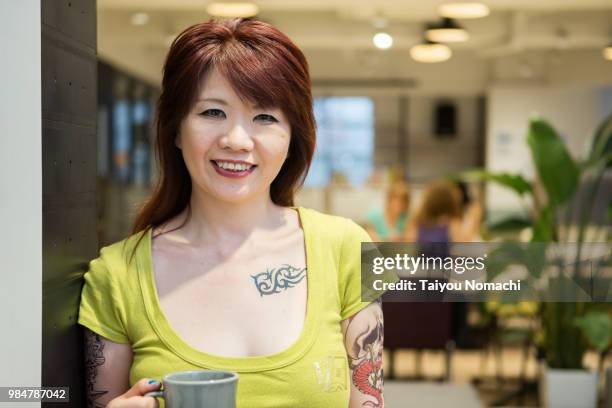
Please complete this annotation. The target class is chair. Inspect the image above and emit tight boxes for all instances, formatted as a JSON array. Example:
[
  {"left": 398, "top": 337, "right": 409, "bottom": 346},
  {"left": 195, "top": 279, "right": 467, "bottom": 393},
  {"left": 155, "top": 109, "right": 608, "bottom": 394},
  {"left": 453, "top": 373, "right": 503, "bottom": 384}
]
[{"left": 382, "top": 277, "right": 455, "bottom": 381}]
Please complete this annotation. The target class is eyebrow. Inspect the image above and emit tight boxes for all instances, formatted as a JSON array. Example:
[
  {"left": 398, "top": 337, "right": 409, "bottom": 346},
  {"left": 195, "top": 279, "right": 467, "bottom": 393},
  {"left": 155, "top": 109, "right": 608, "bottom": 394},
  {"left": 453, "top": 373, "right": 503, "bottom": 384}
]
[
  {"left": 196, "top": 97, "right": 272, "bottom": 111},
  {"left": 197, "top": 98, "right": 229, "bottom": 105}
]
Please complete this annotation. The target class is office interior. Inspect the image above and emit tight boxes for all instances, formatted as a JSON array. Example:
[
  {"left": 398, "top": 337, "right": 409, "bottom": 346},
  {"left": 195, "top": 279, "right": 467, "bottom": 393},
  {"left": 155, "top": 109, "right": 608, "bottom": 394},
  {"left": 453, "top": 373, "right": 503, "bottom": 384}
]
[{"left": 1, "top": 0, "right": 611, "bottom": 407}]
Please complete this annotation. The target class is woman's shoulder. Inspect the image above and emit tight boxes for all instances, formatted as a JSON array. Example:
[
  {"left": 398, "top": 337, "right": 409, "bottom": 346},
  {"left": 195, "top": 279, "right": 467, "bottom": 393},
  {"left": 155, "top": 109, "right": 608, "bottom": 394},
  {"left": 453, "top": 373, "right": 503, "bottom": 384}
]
[
  {"left": 298, "top": 206, "right": 368, "bottom": 242},
  {"left": 92, "top": 229, "right": 149, "bottom": 274}
]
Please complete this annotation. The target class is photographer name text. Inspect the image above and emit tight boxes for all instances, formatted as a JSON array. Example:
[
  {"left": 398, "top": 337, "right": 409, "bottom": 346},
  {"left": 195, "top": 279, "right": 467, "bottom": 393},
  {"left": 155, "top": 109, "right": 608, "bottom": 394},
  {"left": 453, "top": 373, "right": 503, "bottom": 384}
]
[{"left": 373, "top": 279, "right": 522, "bottom": 292}]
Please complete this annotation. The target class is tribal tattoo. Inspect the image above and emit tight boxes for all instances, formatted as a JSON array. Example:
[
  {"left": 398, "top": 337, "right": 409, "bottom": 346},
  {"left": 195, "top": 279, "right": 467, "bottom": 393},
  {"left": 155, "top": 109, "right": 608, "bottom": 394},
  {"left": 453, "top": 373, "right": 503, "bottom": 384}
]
[
  {"left": 84, "top": 329, "right": 109, "bottom": 408},
  {"left": 345, "top": 297, "right": 384, "bottom": 408},
  {"left": 251, "top": 264, "right": 306, "bottom": 296}
]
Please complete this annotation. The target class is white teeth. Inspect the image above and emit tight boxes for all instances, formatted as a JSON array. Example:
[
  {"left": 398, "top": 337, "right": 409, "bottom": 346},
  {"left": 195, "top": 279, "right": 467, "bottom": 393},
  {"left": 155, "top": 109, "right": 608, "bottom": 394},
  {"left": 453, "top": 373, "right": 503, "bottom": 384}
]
[{"left": 215, "top": 161, "right": 252, "bottom": 171}]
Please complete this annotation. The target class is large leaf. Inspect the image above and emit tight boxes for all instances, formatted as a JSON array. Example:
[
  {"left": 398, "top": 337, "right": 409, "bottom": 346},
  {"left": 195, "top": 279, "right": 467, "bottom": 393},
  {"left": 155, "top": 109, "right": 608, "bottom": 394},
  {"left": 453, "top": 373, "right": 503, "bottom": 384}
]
[
  {"left": 527, "top": 116, "right": 579, "bottom": 207},
  {"left": 487, "top": 216, "right": 533, "bottom": 232},
  {"left": 574, "top": 311, "right": 612, "bottom": 353},
  {"left": 585, "top": 112, "right": 612, "bottom": 168},
  {"left": 460, "top": 169, "right": 532, "bottom": 196},
  {"left": 485, "top": 240, "right": 547, "bottom": 282}
]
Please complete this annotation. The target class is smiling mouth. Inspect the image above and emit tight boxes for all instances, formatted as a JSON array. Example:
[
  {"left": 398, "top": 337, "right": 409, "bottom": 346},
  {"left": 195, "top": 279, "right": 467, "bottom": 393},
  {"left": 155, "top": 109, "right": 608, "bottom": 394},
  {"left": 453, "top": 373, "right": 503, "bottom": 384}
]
[{"left": 211, "top": 160, "right": 257, "bottom": 173}]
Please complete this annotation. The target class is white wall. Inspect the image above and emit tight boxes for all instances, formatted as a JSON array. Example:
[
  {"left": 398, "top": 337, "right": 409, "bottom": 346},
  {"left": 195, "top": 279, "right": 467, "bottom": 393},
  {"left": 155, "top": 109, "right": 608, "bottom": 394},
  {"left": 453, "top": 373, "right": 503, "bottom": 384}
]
[
  {"left": 0, "top": 0, "right": 42, "bottom": 406},
  {"left": 485, "top": 84, "right": 612, "bottom": 219}
]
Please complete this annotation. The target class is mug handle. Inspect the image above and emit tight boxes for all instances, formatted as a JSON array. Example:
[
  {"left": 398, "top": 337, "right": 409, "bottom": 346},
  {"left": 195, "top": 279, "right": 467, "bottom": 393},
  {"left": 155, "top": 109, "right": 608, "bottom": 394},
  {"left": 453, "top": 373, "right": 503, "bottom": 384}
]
[{"left": 144, "top": 390, "right": 164, "bottom": 399}]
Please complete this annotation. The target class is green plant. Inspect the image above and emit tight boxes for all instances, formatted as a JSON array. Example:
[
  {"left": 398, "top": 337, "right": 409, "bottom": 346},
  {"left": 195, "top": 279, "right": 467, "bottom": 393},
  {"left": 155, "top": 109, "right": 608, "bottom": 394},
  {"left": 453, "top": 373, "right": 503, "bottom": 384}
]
[
  {"left": 575, "top": 311, "right": 612, "bottom": 353},
  {"left": 460, "top": 112, "right": 612, "bottom": 369}
]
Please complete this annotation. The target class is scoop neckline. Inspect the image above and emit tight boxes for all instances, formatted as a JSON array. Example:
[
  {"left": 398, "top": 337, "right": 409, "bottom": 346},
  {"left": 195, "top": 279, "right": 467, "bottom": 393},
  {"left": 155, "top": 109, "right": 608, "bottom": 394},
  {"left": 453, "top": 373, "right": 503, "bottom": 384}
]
[{"left": 136, "top": 206, "right": 320, "bottom": 372}]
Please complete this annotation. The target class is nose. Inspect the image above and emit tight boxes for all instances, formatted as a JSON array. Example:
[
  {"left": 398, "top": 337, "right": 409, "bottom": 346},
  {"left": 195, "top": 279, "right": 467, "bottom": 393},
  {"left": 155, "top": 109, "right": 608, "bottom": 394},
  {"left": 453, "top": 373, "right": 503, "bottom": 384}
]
[{"left": 219, "top": 123, "right": 254, "bottom": 152}]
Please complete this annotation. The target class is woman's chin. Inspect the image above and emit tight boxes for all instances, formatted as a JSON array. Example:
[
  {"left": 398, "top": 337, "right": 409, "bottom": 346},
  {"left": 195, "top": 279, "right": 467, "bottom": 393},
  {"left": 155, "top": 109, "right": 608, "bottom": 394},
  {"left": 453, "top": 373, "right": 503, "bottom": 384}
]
[{"left": 211, "top": 189, "right": 260, "bottom": 204}]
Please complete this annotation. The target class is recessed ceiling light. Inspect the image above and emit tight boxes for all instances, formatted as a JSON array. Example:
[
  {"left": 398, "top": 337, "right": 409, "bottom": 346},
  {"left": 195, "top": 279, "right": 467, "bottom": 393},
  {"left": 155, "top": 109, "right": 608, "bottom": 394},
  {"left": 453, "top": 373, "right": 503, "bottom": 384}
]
[
  {"left": 410, "top": 41, "right": 452, "bottom": 63},
  {"left": 373, "top": 32, "right": 393, "bottom": 49},
  {"left": 603, "top": 43, "right": 612, "bottom": 61},
  {"left": 206, "top": 2, "right": 259, "bottom": 18},
  {"left": 426, "top": 18, "right": 469, "bottom": 43},
  {"left": 437, "top": 2, "right": 490, "bottom": 19},
  {"left": 130, "top": 12, "right": 149, "bottom": 26}
]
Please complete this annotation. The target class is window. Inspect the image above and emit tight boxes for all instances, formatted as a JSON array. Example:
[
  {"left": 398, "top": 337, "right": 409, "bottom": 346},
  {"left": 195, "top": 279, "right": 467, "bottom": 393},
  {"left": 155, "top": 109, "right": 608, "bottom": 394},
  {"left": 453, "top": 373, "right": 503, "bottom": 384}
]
[{"left": 305, "top": 97, "right": 375, "bottom": 187}]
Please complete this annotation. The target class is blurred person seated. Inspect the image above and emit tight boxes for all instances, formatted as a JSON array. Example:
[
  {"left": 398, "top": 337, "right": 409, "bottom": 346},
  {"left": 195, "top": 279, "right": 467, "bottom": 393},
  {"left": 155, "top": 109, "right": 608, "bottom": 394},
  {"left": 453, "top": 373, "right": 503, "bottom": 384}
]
[
  {"left": 404, "top": 179, "right": 482, "bottom": 244},
  {"left": 403, "top": 179, "right": 484, "bottom": 349},
  {"left": 364, "top": 181, "right": 410, "bottom": 242}
]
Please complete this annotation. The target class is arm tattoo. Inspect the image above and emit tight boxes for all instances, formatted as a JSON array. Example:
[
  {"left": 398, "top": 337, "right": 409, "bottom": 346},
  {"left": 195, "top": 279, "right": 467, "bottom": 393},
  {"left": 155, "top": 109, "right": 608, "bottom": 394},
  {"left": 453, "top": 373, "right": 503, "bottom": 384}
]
[
  {"left": 345, "top": 300, "right": 384, "bottom": 408},
  {"left": 85, "top": 330, "right": 109, "bottom": 408},
  {"left": 251, "top": 264, "right": 306, "bottom": 296}
]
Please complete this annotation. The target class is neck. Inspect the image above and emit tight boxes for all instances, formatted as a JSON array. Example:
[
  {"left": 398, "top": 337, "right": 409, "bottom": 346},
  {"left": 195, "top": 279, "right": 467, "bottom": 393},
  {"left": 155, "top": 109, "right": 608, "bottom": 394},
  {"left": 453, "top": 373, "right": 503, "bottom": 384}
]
[{"left": 176, "top": 187, "right": 289, "bottom": 247}]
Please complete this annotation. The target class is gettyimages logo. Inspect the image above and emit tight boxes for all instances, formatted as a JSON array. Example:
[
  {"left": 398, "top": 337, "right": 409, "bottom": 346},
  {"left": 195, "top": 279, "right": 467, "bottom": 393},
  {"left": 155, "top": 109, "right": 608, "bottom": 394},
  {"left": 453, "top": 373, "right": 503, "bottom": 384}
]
[
  {"left": 360, "top": 242, "right": 611, "bottom": 303},
  {"left": 372, "top": 253, "right": 487, "bottom": 275}
]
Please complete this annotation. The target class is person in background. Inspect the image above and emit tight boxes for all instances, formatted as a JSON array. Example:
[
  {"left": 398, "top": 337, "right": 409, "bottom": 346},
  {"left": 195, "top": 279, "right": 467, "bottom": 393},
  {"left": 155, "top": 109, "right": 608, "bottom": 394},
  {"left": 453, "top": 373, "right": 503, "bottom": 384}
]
[
  {"left": 404, "top": 179, "right": 481, "bottom": 244},
  {"left": 403, "top": 179, "right": 483, "bottom": 346},
  {"left": 365, "top": 181, "right": 410, "bottom": 242}
]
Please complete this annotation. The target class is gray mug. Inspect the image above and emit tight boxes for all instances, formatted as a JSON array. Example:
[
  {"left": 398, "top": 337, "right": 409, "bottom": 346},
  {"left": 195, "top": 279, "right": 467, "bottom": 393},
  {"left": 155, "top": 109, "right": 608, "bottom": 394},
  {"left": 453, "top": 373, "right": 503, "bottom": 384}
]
[{"left": 145, "top": 370, "right": 238, "bottom": 408}]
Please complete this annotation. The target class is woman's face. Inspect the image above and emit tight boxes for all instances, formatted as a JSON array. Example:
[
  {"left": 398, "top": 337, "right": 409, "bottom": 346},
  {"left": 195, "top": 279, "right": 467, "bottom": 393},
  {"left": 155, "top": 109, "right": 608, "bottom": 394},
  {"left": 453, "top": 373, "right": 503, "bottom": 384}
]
[{"left": 177, "top": 69, "right": 291, "bottom": 204}]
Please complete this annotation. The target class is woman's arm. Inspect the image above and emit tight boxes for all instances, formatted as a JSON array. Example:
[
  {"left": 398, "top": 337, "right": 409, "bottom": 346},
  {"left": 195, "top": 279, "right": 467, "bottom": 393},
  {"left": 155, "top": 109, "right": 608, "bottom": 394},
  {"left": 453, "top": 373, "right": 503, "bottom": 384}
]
[
  {"left": 84, "top": 328, "right": 133, "bottom": 407},
  {"left": 462, "top": 200, "right": 483, "bottom": 240},
  {"left": 403, "top": 218, "right": 417, "bottom": 242},
  {"left": 449, "top": 201, "right": 483, "bottom": 242},
  {"left": 84, "top": 327, "right": 163, "bottom": 408},
  {"left": 340, "top": 298, "right": 385, "bottom": 408}
]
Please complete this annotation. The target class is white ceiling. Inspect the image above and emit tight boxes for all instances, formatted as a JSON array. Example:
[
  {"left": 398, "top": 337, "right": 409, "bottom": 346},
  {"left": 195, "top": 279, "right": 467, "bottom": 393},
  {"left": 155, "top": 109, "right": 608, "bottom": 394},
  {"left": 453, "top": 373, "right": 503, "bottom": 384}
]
[
  {"left": 99, "top": 0, "right": 612, "bottom": 16},
  {"left": 97, "top": 1, "right": 612, "bottom": 88}
]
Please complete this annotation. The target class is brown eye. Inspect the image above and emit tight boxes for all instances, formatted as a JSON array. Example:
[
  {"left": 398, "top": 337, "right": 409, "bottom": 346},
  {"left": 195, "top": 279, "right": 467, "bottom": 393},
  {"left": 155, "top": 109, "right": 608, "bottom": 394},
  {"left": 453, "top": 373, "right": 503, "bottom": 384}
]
[
  {"left": 255, "top": 114, "right": 278, "bottom": 123},
  {"left": 200, "top": 109, "right": 226, "bottom": 119}
]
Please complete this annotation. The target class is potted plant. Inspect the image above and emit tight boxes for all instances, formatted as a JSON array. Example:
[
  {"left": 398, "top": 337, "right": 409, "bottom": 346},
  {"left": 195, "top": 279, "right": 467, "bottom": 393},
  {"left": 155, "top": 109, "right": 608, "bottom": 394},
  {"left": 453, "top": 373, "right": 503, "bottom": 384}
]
[{"left": 460, "top": 112, "right": 612, "bottom": 407}]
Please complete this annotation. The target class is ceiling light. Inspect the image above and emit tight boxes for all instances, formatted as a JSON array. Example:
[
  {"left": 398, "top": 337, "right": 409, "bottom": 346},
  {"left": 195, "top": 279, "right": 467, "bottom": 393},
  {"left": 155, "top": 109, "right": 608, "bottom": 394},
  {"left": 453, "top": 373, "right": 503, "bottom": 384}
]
[
  {"left": 410, "top": 41, "right": 452, "bottom": 63},
  {"left": 206, "top": 2, "right": 259, "bottom": 18},
  {"left": 603, "top": 43, "right": 612, "bottom": 61},
  {"left": 373, "top": 32, "right": 393, "bottom": 49},
  {"left": 130, "top": 12, "right": 149, "bottom": 26},
  {"left": 426, "top": 18, "right": 469, "bottom": 43},
  {"left": 437, "top": 2, "right": 490, "bottom": 19}
]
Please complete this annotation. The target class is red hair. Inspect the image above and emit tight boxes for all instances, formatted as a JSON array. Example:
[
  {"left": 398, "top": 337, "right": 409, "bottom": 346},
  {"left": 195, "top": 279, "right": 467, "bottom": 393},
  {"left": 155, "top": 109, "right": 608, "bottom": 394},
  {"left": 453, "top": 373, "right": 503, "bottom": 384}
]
[{"left": 125, "top": 18, "right": 316, "bottom": 262}]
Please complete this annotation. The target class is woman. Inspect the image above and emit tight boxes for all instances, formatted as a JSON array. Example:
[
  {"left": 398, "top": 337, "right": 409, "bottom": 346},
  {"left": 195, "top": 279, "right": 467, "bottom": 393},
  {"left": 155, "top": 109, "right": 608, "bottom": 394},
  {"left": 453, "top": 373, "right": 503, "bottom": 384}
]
[
  {"left": 404, "top": 179, "right": 480, "bottom": 244},
  {"left": 78, "top": 18, "right": 385, "bottom": 408},
  {"left": 403, "top": 179, "right": 481, "bottom": 345},
  {"left": 364, "top": 181, "right": 410, "bottom": 242}
]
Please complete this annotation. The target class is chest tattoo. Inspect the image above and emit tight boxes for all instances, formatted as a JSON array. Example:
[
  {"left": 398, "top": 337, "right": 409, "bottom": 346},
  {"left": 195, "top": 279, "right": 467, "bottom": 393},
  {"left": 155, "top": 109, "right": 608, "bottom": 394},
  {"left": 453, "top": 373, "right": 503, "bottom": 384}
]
[{"left": 250, "top": 264, "right": 307, "bottom": 296}]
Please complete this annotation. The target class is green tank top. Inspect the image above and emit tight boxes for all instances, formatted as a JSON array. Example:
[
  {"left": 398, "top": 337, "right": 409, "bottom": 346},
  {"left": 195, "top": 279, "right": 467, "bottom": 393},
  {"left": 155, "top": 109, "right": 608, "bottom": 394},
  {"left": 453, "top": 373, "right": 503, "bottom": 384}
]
[
  {"left": 78, "top": 207, "right": 375, "bottom": 407},
  {"left": 366, "top": 208, "right": 407, "bottom": 240}
]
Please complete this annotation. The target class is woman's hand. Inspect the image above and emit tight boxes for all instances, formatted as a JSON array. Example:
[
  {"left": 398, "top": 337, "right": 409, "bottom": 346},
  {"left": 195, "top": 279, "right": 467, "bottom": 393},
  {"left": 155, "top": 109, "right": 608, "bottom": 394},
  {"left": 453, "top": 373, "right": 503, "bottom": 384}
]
[{"left": 106, "top": 378, "right": 162, "bottom": 408}]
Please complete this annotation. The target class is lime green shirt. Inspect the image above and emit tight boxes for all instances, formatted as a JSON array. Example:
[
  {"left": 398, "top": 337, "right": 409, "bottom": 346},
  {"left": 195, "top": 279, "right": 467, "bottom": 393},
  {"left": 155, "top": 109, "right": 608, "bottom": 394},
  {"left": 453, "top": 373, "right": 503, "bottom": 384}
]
[{"left": 78, "top": 207, "right": 375, "bottom": 407}]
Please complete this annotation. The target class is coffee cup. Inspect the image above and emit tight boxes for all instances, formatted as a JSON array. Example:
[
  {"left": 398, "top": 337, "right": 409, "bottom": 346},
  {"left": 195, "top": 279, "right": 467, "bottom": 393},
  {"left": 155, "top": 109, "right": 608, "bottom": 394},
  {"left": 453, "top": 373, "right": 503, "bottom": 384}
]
[{"left": 144, "top": 370, "right": 238, "bottom": 408}]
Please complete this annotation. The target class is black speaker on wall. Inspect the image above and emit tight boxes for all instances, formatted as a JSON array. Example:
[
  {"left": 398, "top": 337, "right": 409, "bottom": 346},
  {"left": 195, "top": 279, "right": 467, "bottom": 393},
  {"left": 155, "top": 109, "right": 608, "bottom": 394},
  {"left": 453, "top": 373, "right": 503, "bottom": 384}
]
[{"left": 434, "top": 101, "right": 457, "bottom": 138}]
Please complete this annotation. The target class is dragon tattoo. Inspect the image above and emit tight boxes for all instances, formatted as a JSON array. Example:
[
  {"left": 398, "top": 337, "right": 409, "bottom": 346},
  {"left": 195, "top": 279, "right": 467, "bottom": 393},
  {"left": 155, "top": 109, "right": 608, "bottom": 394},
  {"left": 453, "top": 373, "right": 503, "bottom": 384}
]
[{"left": 345, "top": 298, "right": 384, "bottom": 407}]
